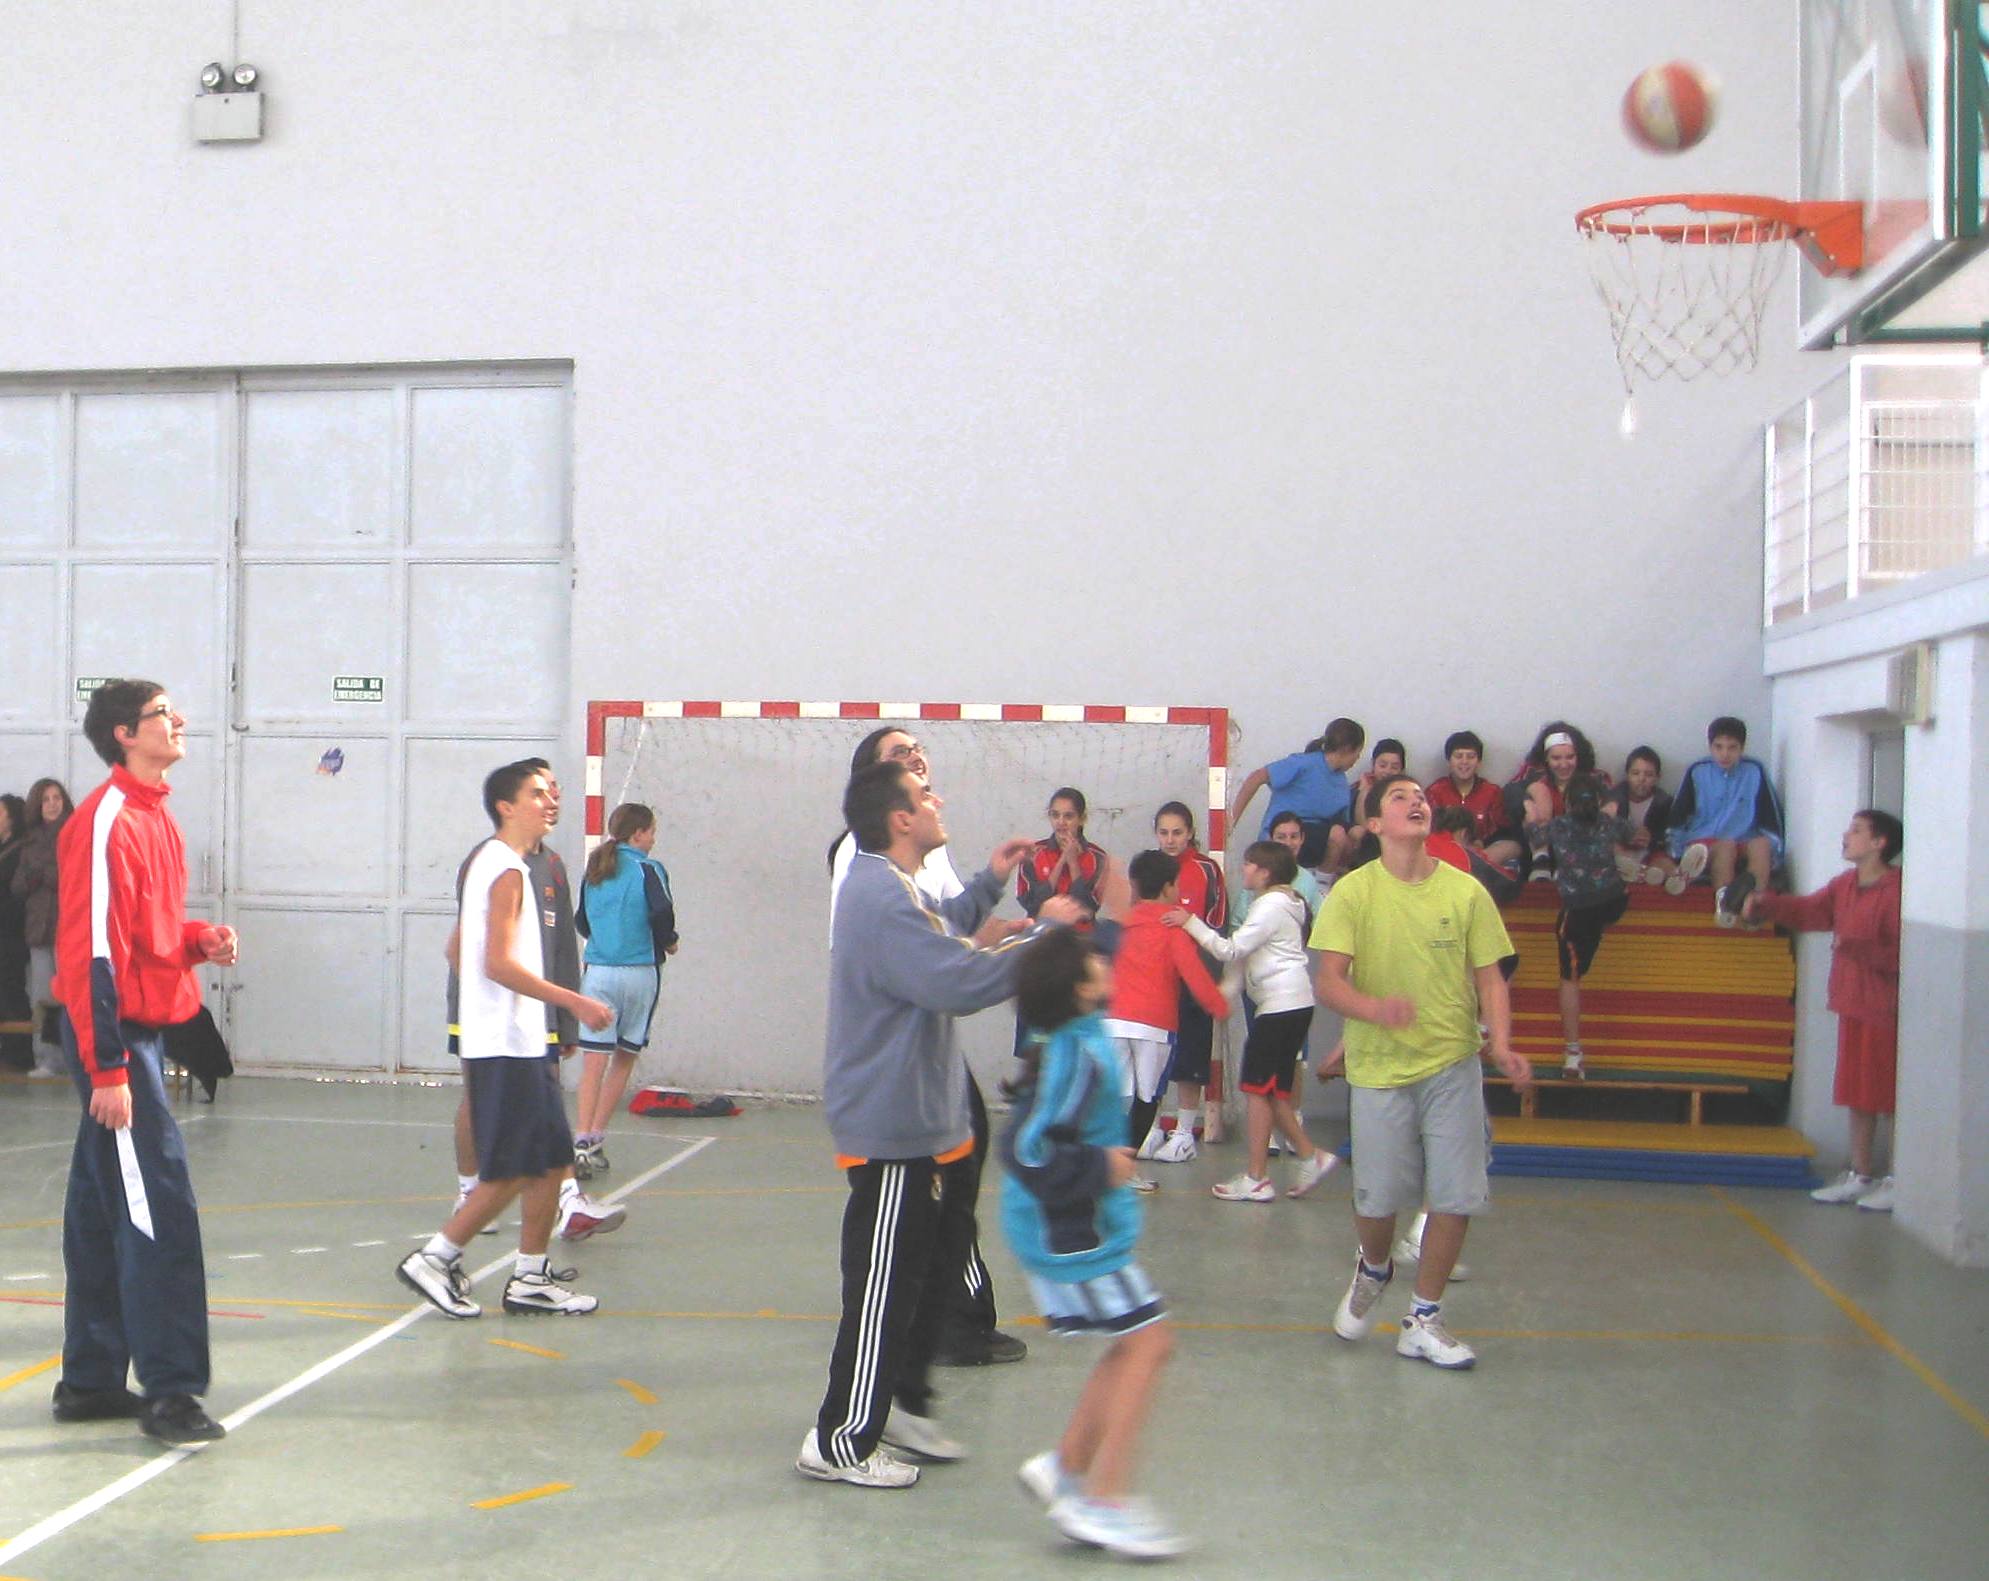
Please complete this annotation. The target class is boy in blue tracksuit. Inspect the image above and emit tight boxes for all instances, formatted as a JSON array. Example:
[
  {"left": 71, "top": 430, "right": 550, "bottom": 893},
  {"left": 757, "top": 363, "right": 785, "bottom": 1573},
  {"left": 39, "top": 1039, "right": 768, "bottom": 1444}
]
[
  {"left": 1654, "top": 716, "right": 1786, "bottom": 923},
  {"left": 1000, "top": 929, "right": 1185, "bottom": 1562}
]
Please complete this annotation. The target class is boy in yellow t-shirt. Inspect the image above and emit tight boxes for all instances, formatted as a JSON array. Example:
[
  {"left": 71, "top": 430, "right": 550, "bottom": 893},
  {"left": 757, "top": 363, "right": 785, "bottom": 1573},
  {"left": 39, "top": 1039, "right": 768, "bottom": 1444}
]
[{"left": 1309, "top": 775, "right": 1530, "bottom": 1370}]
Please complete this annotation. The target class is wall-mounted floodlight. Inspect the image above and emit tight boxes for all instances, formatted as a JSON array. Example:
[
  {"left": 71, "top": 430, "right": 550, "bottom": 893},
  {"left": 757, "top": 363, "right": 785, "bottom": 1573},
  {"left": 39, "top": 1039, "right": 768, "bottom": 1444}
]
[{"left": 192, "top": 61, "right": 264, "bottom": 143}]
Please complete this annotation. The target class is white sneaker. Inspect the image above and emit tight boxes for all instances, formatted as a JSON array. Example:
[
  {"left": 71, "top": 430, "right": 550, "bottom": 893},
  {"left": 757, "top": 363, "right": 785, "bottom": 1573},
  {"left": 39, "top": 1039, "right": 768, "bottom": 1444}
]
[
  {"left": 1051, "top": 1495, "right": 1189, "bottom": 1559},
  {"left": 1266, "top": 1134, "right": 1283, "bottom": 1157},
  {"left": 1126, "top": 1174, "right": 1158, "bottom": 1194},
  {"left": 796, "top": 1429, "right": 920, "bottom": 1489},
  {"left": 396, "top": 1249, "right": 479, "bottom": 1319},
  {"left": 880, "top": 1408, "right": 966, "bottom": 1462},
  {"left": 1210, "top": 1173, "right": 1273, "bottom": 1203},
  {"left": 1287, "top": 1149, "right": 1339, "bottom": 1199},
  {"left": 1561, "top": 1047, "right": 1585, "bottom": 1080},
  {"left": 1712, "top": 889, "right": 1740, "bottom": 928},
  {"left": 1018, "top": 1450, "right": 1074, "bottom": 1507},
  {"left": 501, "top": 1269, "right": 598, "bottom": 1315},
  {"left": 1151, "top": 1130, "right": 1197, "bottom": 1164},
  {"left": 556, "top": 1192, "right": 627, "bottom": 1241},
  {"left": 1391, "top": 1236, "right": 1470, "bottom": 1282},
  {"left": 453, "top": 1193, "right": 500, "bottom": 1235},
  {"left": 1614, "top": 851, "right": 1644, "bottom": 882},
  {"left": 1332, "top": 1254, "right": 1393, "bottom": 1341},
  {"left": 1644, "top": 863, "right": 1669, "bottom": 887},
  {"left": 1809, "top": 1169, "right": 1875, "bottom": 1205},
  {"left": 1135, "top": 1126, "right": 1165, "bottom": 1161},
  {"left": 1855, "top": 1176, "right": 1896, "bottom": 1213},
  {"left": 1673, "top": 843, "right": 1710, "bottom": 890},
  {"left": 1396, "top": 1311, "right": 1476, "bottom": 1369}
]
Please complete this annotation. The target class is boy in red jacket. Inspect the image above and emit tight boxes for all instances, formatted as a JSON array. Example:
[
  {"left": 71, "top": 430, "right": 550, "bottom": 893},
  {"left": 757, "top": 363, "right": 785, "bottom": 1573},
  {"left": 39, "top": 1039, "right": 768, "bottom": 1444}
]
[
  {"left": 51, "top": 680, "right": 238, "bottom": 1445},
  {"left": 1103, "top": 851, "right": 1229, "bottom": 1189},
  {"left": 1743, "top": 809, "right": 1904, "bottom": 1212}
]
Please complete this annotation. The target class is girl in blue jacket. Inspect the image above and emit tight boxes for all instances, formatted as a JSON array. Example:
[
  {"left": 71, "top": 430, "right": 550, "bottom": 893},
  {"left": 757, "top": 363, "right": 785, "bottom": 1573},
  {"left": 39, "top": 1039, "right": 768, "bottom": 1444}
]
[
  {"left": 1000, "top": 929, "right": 1184, "bottom": 1561},
  {"left": 573, "top": 802, "right": 678, "bottom": 1174}
]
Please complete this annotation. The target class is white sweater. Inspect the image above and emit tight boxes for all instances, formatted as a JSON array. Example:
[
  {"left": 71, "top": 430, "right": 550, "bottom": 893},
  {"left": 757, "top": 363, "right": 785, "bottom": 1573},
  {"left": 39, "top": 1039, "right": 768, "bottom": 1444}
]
[{"left": 1183, "top": 888, "right": 1313, "bottom": 1015}]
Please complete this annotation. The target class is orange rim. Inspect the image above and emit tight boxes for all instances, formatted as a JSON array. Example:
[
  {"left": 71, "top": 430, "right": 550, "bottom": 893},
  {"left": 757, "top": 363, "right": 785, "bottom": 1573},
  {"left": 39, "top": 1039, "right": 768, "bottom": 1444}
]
[{"left": 1575, "top": 193, "right": 1864, "bottom": 275}]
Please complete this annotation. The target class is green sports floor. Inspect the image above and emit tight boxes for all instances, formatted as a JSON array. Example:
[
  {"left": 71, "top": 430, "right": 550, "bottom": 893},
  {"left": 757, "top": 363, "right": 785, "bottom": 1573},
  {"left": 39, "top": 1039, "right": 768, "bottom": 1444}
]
[{"left": 0, "top": 1078, "right": 1984, "bottom": 1581}]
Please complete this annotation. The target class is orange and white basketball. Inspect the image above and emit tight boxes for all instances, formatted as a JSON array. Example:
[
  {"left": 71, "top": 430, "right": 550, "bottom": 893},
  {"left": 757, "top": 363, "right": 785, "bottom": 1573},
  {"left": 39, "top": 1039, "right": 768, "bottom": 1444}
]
[{"left": 1622, "top": 61, "right": 1719, "bottom": 153}]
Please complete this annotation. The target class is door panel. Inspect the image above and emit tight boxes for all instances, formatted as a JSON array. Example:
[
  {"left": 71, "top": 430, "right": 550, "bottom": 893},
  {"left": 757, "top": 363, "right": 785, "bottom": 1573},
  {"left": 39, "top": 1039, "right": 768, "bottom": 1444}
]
[
  {"left": 243, "top": 387, "right": 398, "bottom": 551},
  {"left": 402, "top": 735, "right": 557, "bottom": 900},
  {"left": 410, "top": 385, "right": 567, "bottom": 549},
  {"left": 397, "top": 909, "right": 460, "bottom": 1073},
  {"left": 70, "top": 563, "right": 224, "bottom": 723},
  {"left": 0, "top": 393, "right": 64, "bottom": 544},
  {"left": 406, "top": 562, "right": 566, "bottom": 725},
  {"left": 236, "top": 735, "right": 391, "bottom": 896},
  {"left": 64, "top": 732, "right": 223, "bottom": 905},
  {"left": 0, "top": 563, "right": 58, "bottom": 720},
  {"left": 230, "top": 906, "right": 388, "bottom": 1070},
  {"left": 239, "top": 561, "right": 398, "bottom": 722},
  {"left": 74, "top": 391, "right": 227, "bottom": 549}
]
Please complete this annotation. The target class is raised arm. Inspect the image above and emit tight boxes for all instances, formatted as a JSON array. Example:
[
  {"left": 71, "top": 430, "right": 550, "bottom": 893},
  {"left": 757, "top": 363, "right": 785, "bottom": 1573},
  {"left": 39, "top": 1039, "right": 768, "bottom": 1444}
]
[{"left": 1228, "top": 765, "right": 1270, "bottom": 829}]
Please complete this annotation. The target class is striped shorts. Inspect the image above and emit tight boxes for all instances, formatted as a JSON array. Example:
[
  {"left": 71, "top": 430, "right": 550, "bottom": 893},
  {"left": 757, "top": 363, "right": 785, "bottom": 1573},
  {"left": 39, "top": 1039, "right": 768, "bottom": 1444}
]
[{"left": 1026, "top": 1261, "right": 1166, "bottom": 1337}]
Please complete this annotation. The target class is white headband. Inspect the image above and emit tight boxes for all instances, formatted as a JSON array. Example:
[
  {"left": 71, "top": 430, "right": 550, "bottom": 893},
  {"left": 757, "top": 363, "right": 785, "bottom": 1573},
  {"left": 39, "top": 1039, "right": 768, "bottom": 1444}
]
[{"left": 1543, "top": 732, "right": 1574, "bottom": 750}]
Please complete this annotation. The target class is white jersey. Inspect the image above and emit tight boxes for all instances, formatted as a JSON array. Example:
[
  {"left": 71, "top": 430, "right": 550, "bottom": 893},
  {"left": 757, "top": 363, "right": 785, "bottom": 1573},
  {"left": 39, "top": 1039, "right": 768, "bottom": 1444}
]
[
  {"left": 457, "top": 838, "right": 547, "bottom": 1060},
  {"left": 827, "top": 831, "right": 964, "bottom": 940}
]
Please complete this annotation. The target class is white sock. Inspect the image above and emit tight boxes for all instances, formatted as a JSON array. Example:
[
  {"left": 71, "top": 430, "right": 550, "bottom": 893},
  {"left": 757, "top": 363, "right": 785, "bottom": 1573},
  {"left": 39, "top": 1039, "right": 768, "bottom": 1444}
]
[
  {"left": 514, "top": 1252, "right": 549, "bottom": 1279},
  {"left": 457, "top": 1174, "right": 479, "bottom": 1198},
  {"left": 424, "top": 1232, "right": 462, "bottom": 1262}
]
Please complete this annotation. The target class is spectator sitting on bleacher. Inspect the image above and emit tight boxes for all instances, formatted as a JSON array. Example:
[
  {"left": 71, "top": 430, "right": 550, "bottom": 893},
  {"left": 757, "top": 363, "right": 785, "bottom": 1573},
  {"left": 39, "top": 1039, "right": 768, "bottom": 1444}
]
[
  {"left": 1348, "top": 740, "right": 1406, "bottom": 851},
  {"left": 1511, "top": 721, "right": 1597, "bottom": 883},
  {"left": 1426, "top": 731, "right": 1524, "bottom": 872},
  {"left": 1546, "top": 774, "right": 1636, "bottom": 1081},
  {"left": 1743, "top": 809, "right": 1903, "bottom": 1214},
  {"left": 1428, "top": 805, "right": 1522, "bottom": 908},
  {"left": 1646, "top": 716, "right": 1785, "bottom": 924},
  {"left": 1607, "top": 746, "right": 1673, "bottom": 886}
]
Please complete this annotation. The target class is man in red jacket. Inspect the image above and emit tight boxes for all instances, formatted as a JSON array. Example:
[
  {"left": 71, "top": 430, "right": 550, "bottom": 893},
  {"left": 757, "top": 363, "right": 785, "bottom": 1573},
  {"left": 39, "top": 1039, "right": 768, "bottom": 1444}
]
[{"left": 51, "top": 679, "right": 238, "bottom": 1445}]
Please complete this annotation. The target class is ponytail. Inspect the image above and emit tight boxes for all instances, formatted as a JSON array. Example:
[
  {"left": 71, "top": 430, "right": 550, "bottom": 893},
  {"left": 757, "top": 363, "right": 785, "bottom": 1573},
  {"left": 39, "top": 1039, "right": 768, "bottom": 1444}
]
[{"left": 585, "top": 802, "right": 655, "bottom": 886}]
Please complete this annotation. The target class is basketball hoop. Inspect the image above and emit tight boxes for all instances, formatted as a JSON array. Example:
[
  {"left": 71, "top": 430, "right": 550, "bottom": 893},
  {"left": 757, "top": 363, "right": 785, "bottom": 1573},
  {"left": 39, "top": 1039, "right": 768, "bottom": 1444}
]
[{"left": 1576, "top": 194, "right": 1863, "bottom": 427}]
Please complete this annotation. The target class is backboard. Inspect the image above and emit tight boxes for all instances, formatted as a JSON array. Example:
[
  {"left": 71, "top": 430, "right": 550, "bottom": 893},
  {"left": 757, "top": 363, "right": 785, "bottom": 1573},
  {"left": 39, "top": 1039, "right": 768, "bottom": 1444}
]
[{"left": 1799, "top": 0, "right": 1989, "bottom": 345}]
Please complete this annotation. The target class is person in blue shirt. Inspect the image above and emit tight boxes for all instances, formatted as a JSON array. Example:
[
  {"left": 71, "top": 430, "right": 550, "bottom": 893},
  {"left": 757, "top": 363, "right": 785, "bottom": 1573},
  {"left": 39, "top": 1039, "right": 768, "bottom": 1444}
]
[
  {"left": 1001, "top": 929, "right": 1184, "bottom": 1561},
  {"left": 572, "top": 801, "right": 679, "bottom": 1173},
  {"left": 1647, "top": 717, "right": 1785, "bottom": 923},
  {"left": 1226, "top": 717, "right": 1365, "bottom": 872}
]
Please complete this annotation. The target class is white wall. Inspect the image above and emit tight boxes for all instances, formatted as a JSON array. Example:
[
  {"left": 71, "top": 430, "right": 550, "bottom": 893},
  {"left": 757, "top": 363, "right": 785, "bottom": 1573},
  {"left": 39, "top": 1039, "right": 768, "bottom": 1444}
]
[
  {"left": 1766, "top": 560, "right": 1989, "bottom": 1266},
  {"left": 0, "top": 1, "right": 1832, "bottom": 793}
]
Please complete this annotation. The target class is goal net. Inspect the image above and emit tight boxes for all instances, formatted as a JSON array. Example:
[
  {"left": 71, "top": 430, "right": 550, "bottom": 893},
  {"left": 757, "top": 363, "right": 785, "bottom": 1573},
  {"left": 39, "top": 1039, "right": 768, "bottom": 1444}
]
[{"left": 585, "top": 701, "right": 1230, "bottom": 1099}]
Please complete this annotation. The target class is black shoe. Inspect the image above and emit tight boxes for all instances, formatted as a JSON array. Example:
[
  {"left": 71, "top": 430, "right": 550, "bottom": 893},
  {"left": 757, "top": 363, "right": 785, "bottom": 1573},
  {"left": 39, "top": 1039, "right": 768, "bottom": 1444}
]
[
  {"left": 1717, "top": 868, "right": 1757, "bottom": 923},
  {"left": 933, "top": 1329, "right": 1028, "bottom": 1367},
  {"left": 51, "top": 1380, "right": 145, "bottom": 1422},
  {"left": 140, "top": 1393, "right": 226, "bottom": 1445}
]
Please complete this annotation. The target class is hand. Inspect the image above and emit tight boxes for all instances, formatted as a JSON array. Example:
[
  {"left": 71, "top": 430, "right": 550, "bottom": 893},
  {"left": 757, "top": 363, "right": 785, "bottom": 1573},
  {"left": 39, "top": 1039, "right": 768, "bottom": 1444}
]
[
  {"left": 1104, "top": 1146, "right": 1136, "bottom": 1186},
  {"left": 575, "top": 995, "right": 614, "bottom": 1032},
  {"left": 666, "top": 940, "right": 681, "bottom": 956},
  {"left": 1159, "top": 908, "right": 1191, "bottom": 928},
  {"left": 988, "top": 837, "right": 1036, "bottom": 880},
  {"left": 972, "top": 916, "right": 1030, "bottom": 948},
  {"left": 1492, "top": 1046, "right": 1531, "bottom": 1085},
  {"left": 197, "top": 925, "right": 239, "bottom": 965},
  {"left": 1315, "top": 1044, "right": 1346, "bottom": 1080},
  {"left": 89, "top": 1083, "right": 133, "bottom": 1131},
  {"left": 1374, "top": 996, "right": 1416, "bottom": 1029},
  {"left": 557, "top": 1043, "right": 578, "bottom": 1060},
  {"left": 1630, "top": 827, "right": 1651, "bottom": 850},
  {"left": 1037, "top": 895, "right": 1085, "bottom": 929}
]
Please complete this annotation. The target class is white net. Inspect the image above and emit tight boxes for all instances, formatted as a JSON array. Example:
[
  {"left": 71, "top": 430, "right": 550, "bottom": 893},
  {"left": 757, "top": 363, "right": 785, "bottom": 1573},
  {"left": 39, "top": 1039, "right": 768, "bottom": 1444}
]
[
  {"left": 596, "top": 712, "right": 1224, "bottom": 1098},
  {"left": 1578, "top": 198, "right": 1795, "bottom": 390}
]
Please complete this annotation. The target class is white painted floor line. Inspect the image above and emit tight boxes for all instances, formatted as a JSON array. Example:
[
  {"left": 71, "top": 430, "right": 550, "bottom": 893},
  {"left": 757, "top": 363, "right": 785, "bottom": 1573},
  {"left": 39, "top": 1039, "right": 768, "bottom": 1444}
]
[
  {"left": 3, "top": 1272, "right": 49, "bottom": 1282},
  {"left": 0, "top": 1134, "right": 719, "bottom": 1570},
  {"left": 351, "top": 1239, "right": 386, "bottom": 1248},
  {"left": 290, "top": 1247, "right": 328, "bottom": 1255},
  {"left": 0, "top": 1139, "right": 75, "bottom": 1157},
  {"left": 225, "top": 1253, "right": 264, "bottom": 1261}
]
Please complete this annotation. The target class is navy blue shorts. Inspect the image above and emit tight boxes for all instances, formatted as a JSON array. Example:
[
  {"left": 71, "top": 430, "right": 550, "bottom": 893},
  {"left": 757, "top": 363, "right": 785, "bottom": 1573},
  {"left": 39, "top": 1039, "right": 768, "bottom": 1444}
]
[{"left": 464, "top": 1055, "right": 572, "bottom": 1181}]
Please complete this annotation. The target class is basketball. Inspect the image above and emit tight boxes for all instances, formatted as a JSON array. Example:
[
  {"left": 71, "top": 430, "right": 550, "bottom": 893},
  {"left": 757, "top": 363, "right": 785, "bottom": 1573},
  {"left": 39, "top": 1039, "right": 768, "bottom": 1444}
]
[{"left": 1622, "top": 61, "right": 1719, "bottom": 152}]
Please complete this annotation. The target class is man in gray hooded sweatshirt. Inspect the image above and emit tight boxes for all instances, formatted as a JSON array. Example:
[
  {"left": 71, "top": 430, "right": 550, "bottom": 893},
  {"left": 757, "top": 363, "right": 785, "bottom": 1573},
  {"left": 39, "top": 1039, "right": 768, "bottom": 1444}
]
[{"left": 798, "top": 760, "right": 1080, "bottom": 1489}]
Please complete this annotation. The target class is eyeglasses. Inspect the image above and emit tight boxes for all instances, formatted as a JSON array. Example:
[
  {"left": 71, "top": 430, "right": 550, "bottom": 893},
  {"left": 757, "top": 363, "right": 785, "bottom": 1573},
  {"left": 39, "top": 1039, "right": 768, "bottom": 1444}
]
[
  {"left": 136, "top": 704, "right": 181, "bottom": 724},
  {"left": 884, "top": 741, "right": 926, "bottom": 762}
]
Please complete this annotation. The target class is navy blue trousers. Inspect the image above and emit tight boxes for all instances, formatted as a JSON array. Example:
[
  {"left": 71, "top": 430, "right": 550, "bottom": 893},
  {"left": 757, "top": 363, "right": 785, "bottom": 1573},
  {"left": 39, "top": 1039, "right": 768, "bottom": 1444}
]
[{"left": 61, "top": 1014, "right": 211, "bottom": 1399}]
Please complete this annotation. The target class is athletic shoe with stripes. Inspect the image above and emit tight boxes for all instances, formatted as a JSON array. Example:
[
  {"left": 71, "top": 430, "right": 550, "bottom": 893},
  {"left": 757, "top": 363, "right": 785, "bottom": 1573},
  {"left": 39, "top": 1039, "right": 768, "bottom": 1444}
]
[
  {"left": 796, "top": 1429, "right": 920, "bottom": 1489},
  {"left": 1287, "top": 1149, "right": 1339, "bottom": 1199},
  {"left": 1210, "top": 1173, "right": 1273, "bottom": 1203},
  {"left": 397, "top": 1249, "right": 479, "bottom": 1319},
  {"left": 880, "top": 1408, "right": 966, "bottom": 1462},
  {"left": 1332, "top": 1253, "right": 1392, "bottom": 1341},
  {"left": 556, "top": 1193, "right": 626, "bottom": 1241},
  {"left": 501, "top": 1270, "right": 598, "bottom": 1315},
  {"left": 1051, "top": 1495, "right": 1190, "bottom": 1559},
  {"left": 1396, "top": 1311, "right": 1476, "bottom": 1369}
]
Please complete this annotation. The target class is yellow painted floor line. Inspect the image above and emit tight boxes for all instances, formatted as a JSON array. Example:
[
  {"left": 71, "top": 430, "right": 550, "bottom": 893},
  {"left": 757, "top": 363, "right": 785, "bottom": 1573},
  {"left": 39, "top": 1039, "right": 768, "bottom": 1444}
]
[
  {"left": 1711, "top": 1186, "right": 1989, "bottom": 1442},
  {"left": 0, "top": 1354, "right": 59, "bottom": 1393},
  {"left": 615, "top": 1378, "right": 658, "bottom": 1405},
  {"left": 486, "top": 1337, "right": 565, "bottom": 1360},
  {"left": 629, "top": 1185, "right": 842, "bottom": 1199},
  {"left": 195, "top": 1526, "right": 342, "bottom": 1543},
  {"left": 472, "top": 1482, "right": 573, "bottom": 1510},
  {"left": 623, "top": 1430, "right": 666, "bottom": 1459}
]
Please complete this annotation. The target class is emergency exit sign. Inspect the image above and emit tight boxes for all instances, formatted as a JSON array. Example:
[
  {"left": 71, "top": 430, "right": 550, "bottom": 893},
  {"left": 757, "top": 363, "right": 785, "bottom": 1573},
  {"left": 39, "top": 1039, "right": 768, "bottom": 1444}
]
[
  {"left": 74, "top": 677, "right": 109, "bottom": 700},
  {"left": 333, "top": 676, "right": 384, "bottom": 703}
]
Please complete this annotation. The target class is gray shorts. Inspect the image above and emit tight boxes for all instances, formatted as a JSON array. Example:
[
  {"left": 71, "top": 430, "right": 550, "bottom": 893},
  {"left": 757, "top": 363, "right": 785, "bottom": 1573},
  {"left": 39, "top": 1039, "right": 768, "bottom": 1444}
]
[{"left": 1347, "top": 1054, "right": 1491, "bottom": 1218}]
